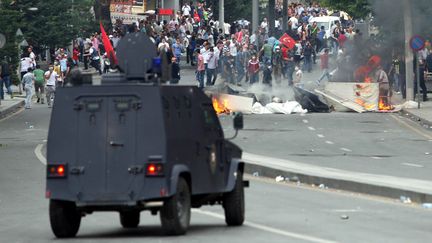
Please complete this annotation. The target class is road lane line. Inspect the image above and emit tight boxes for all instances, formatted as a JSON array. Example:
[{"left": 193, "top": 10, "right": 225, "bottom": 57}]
[
  {"left": 302, "top": 119, "right": 309, "bottom": 124},
  {"left": 317, "top": 134, "right": 325, "bottom": 138},
  {"left": 193, "top": 209, "right": 338, "bottom": 243},
  {"left": 401, "top": 163, "right": 424, "bottom": 168},
  {"left": 34, "top": 143, "right": 46, "bottom": 165},
  {"left": 390, "top": 114, "right": 432, "bottom": 140},
  {"left": 340, "top": 148, "right": 352, "bottom": 152},
  {"left": 308, "top": 126, "right": 316, "bottom": 131},
  {"left": 325, "top": 141, "right": 334, "bottom": 145}
]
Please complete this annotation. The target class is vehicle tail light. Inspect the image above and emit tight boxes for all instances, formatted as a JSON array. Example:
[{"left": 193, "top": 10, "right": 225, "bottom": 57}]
[
  {"left": 47, "top": 164, "right": 68, "bottom": 178},
  {"left": 146, "top": 163, "right": 164, "bottom": 176}
]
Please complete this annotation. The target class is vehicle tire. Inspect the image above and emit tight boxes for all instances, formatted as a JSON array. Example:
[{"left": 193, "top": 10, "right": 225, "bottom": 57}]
[
  {"left": 49, "top": 199, "right": 81, "bottom": 238},
  {"left": 223, "top": 170, "right": 245, "bottom": 226},
  {"left": 120, "top": 211, "right": 140, "bottom": 228},
  {"left": 160, "top": 177, "right": 191, "bottom": 235}
]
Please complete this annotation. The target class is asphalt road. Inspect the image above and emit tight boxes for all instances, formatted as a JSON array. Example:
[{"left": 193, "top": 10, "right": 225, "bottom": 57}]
[
  {"left": 1, "top": 105, "right": 432, "bottom": 242},
  {"left": 220, "top": 112, "right": 432, "bottom": 181}
]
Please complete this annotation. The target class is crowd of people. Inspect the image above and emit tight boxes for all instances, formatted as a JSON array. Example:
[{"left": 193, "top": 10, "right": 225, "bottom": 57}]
[{"left": 1, "top": 0, "right": 429, "bottom": 108}]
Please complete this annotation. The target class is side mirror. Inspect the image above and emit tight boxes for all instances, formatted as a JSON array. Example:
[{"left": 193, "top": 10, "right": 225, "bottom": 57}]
[{"left": 233, "top": 112, "right": 243, "bottom": 130}]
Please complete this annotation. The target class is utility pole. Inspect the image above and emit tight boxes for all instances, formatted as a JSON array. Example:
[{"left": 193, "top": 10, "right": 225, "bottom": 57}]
[
  {"left": 282, "top": 0, "right": 288, "bottom": 33},
  {"left": 219, "top": 0, "right": 224, "bottom": 32},
  {"left": 252, "top": 0, "right": 259, "bottom": 34},
  {"left": 403, "top": 0, "right": 414, "bottom": 101},
  {"left": 268, "top": 0, "right": 275, "bottom": 36}
]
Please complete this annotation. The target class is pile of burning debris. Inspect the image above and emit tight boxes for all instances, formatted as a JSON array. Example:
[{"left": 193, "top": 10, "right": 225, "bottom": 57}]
[{"left": 205, "top": 83, "right": 330, "bottom": 115}]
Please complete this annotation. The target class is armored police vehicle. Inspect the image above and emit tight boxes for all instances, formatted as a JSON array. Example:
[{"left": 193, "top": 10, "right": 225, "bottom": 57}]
[{"left": 46, "top": 32, "right": 248, "bottom": 238}]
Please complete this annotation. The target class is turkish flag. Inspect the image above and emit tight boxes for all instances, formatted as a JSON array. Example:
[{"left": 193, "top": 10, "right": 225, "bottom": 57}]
[
  {"left": 100, "top": 22, "right": 117, "bottom": 65},
  {"left": 279, "top": 33, "right": 296, "bottom": 50}
]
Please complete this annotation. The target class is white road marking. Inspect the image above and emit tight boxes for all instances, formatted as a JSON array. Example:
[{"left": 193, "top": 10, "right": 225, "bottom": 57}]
[
  {"left": 302, "top": 119, "right": 309, "bottom": 124},
  {"left": 401, "top": 163, "right": 424, "bottom": 168},
  {"left": 371, "top": 157, "right": 383, "bottom": 160},
  {"left": 193, "top": 209, "right": 338, "bottom": 243},
  {"left": 317, "top": 134, "right": 325, "bottom": 138},
  {"left": 308, "top": 126, "right": 316, "bottom": 131},
  {"left": 34, "top": 144, "right": 47, "bottom": 165},
  {"left": 325, "top": 141, "right": 334, "bottom": 145},
  {"left": 340, "top": 148, "right": 352, "bottom": 152},
  {"left": 329, "top": 209, "right": 362, "bottom": 213}
]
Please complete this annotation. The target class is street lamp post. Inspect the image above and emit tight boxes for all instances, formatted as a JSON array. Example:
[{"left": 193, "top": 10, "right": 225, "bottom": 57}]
[
  {"left": 252, "top": 0, "right": 259, "bottom": 33},
  {"left": 403, "top": 0, "right": 414, "bottom": 101},
  {"left": 219, "top": 0, "right": 224, "bottom": 34}
]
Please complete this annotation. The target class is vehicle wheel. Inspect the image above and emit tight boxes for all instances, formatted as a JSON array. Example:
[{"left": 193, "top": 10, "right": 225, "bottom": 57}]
[
  {"left": 223, "top": 170, "right": 245, "bottom": 226},
  {"left": 49, "top": 199, "right": 81, "bottom": 238},
  {"left": 120, "top": 211, "right": 140, "bottom": 228},
  {"left": 160, "top": 177, "right": 191, "bottom": 235}
]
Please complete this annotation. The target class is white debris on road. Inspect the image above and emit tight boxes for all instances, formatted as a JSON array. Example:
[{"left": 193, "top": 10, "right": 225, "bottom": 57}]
[{"left": 252, "top": 101, "right": 308, "bottom": 114}]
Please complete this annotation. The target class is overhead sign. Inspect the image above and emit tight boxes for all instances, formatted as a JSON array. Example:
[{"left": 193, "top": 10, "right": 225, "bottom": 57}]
[
  {"left": 410, "top": 35, "right": 426, "bottom": 52},
  {"left": 158, "top": 8, "right": 174, "bottom": 16}
]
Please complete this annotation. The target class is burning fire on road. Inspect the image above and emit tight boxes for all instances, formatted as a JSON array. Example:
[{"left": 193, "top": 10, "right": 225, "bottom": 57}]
[{"left": 212, "top": 97, "right": 230, "bottom": 114}]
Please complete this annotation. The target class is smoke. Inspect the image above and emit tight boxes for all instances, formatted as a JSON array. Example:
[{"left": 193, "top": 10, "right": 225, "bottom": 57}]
[
  {"left": 332, "top": 0, "right": 432, "bottom": 82},
  {"left": 246, "top": 83, "right": 296, "bottom": 104}
]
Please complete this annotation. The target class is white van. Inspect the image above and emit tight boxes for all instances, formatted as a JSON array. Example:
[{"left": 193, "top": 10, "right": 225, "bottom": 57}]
[{"left": 308, "top": 16, "right": 340, "bottom": 39}]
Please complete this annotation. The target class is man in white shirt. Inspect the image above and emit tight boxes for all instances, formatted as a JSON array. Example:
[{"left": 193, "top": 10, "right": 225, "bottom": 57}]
[
  {"left": 44, "top": 65, "right": 58, "bottom": 108},
  {"left": 206, "top": 47, "right": 219, "bottom": 85},
  {"left": 28, "top": 46, "right": 37, "bottom": 68},
  {"left": 182, "top": 3, "right": 191, "bottom": 17}
]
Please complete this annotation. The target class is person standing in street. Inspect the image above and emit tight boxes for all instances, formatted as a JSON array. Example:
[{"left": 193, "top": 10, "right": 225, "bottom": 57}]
[
  {"left": 0, "top": 60, "right": 13, "bottom": 99},
  {"left": 170, "top": 57, "right": 181, "bottom": 84},
  {"left": 196, "top": 49, "right": 205, "bottom": 89},
  {"left": 248, "top": 55, "right": 260, "bottom": 84},
  {"left": 44, "top": 65, "right": 58, "bottom": 108},
  {"left": 22, "top": 68, "right": 35, "bottom": 109},
  {"left": 317, "top": 48, "right": 331, "bottom": 85},
  {"left": 33, "top": 65, "right": 45, "bottom": 104},
  {"left": 206, "top": 47, "right": 218, "bottom": 85}
]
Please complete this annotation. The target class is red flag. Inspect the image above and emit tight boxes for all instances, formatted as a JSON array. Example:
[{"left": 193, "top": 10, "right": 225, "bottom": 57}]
[
  {"left": 100, "top": 22, "right": 117, "bottom": 65},
  {"left": 279, "top": 33, "right": 296, "bottom": 50}
]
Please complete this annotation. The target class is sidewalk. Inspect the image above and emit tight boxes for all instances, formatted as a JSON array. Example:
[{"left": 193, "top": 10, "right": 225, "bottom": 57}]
[{"left": 1, "top": 68, "right": 432, "bottom": 203}]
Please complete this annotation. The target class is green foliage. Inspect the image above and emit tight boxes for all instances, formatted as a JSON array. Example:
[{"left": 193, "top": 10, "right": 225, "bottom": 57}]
[
  {"left": 5, "top": 0, "right": 95, "bottom": 49},
  {"left": 318, "top": 0, "right": 371, "bottom": 20},
  {"left": 0, "top": 0, "right": 23, "bottom": 84}
]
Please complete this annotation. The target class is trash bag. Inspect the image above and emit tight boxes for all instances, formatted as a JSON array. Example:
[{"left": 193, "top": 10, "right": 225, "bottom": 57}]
[{"left": 293, "top": 86, "right": 330, "bottom": 112}]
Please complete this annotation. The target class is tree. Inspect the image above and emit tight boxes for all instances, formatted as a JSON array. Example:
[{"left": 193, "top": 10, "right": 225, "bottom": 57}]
[
  {"left": 94, "top": 0, "right": 111, "bottom": 29},
  {"left": 14, "top": 0, "right": 95, "bottom": 49},
  {"left": 318, "top": 0, "right": 371, "bottom": 20},
  {"left": 0, "top": 0, "right": 23, "bottom": 85}
]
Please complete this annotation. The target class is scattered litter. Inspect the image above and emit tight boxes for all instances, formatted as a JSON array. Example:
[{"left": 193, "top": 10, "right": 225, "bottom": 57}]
[
  {"left": 252, "top": 172, "right": 259, "bottom": 177},
  {"left": 309, "top": 149, "right": 315, "bottom": 152},
  {"left": 29, "top": 125, "right": 34, "bottom": 129},
  {"left": 275, "top": 176, "right": 285, "bottom": 182},
  {"left": 425, "top": 152, "right": 430, "bottom": 155},
  {"left": 291, "top": 176, "right": 299, "bottom": 182},
  {"left": 422, "top": 203, "right": 432, "bottom": 209},
  {"left": 319, "top": 184, "right": 325, "bottom": 189},
  {"left": 296, "top": 181, "right": 301, "bottom": 186},
  {"left": 340, "top": 215, "right": 349, "bottom": 220},
  {"left": 400, "top": 196, "right": 412, "bottom": 204}
]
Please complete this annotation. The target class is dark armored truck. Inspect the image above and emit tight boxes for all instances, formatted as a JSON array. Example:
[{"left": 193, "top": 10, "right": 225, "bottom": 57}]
[{"left": 46, "top": 33, "right": 248, "bottom": 238}]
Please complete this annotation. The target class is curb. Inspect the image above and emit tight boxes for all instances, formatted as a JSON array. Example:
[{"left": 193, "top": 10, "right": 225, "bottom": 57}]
[
  {"left": 0, "top": 100, "right": 25, "bottom": 120},
  {"left": 244, "top": 163, "right": 432, "bottom": 204},
  {"left": 400, "top": 108, "right": 432, "bottom": 131}
]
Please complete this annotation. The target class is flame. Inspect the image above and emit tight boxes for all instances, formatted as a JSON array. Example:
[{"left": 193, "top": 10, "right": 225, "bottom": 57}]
[
  {"left": 364, "top": 77, "right": 373, "bottom": 83},
  {"left": 378, "top": 97, "right": 393, "bottom": 111},
  {"left": 212, "top": 97, "right": 230, "bottom": 114}
]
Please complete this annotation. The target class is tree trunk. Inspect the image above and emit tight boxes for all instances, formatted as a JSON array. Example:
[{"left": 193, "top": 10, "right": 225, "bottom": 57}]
[
  {"left": 268, "top": 0, "right": 275, "bottom": 36},
  {"left": 94, "top": 0, "right": 112, "bottom": 29}
]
